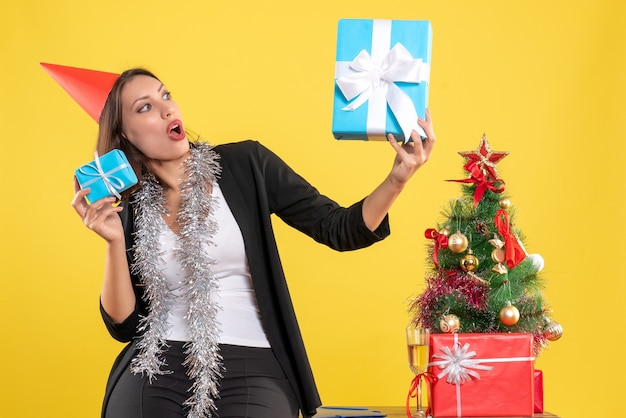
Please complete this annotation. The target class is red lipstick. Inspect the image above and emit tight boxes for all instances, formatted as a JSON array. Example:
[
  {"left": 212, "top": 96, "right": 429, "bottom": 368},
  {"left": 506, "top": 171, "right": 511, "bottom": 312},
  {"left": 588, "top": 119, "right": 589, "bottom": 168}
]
[{"left": 167, "top": 119, "right": 186, "bottom": 141}]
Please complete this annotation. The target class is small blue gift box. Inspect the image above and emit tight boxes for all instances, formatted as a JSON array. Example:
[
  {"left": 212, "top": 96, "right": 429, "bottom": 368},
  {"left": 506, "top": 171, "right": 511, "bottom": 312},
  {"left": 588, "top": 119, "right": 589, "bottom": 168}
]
[
  {"left": 332, "top": 19, "right": 432, "bottom": 142},
  {"left": 75, "top": 149, "right": 138, "bottom": 203}
]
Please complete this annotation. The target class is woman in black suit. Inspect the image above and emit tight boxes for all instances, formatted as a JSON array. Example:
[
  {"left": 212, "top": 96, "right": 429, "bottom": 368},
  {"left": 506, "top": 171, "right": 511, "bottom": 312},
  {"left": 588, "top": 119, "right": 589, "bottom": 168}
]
[{"left": 71, "top": 68, "right": 436, "bottom": 418}]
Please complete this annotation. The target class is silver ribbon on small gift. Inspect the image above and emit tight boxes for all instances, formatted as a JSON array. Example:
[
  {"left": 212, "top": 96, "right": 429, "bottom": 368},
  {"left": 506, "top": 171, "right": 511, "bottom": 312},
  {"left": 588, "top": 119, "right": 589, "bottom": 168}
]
[
  {"left": 335, "top": 20, "right": 430, "bottom": 142},
  {"left": 78, "top": 151, "right": 129, "bottom": 200}
]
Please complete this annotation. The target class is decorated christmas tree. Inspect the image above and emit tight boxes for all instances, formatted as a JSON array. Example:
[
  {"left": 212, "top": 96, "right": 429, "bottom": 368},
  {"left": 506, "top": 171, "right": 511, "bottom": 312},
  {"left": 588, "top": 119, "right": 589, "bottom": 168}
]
[{"left": 410, "top": 135, "right": 563, "bottom": 356}]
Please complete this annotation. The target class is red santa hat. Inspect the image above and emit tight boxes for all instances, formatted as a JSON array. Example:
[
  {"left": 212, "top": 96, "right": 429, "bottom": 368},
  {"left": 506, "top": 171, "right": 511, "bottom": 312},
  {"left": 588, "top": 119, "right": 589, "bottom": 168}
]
[{"left": 40, "top": 62, "right": 120, "bottom": 123}]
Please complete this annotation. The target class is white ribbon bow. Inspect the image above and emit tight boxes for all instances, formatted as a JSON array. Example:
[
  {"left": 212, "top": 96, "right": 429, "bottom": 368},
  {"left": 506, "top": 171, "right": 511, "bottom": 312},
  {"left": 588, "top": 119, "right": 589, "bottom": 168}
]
[
  {"left": 78, "top": 151, "right": 128, "bottom": 200},
  {"left": 336, "top": 42, "right": 430, "bottom": 142},
  {"left": 429, "top": 342, "right": 494, "bottom": 385}
]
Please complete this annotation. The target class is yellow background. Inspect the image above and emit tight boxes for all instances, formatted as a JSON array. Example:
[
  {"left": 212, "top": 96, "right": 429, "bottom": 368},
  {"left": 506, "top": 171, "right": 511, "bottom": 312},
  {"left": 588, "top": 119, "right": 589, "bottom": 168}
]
[{"left": 1, "top": 1, "right": 624, "bottom": 417}]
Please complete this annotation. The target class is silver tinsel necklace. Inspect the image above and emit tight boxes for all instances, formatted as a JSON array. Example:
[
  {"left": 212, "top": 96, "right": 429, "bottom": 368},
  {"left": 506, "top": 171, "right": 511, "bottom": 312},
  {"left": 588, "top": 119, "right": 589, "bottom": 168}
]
[{"left": 129, "top": 142, "right": 223, "bottom": 418}]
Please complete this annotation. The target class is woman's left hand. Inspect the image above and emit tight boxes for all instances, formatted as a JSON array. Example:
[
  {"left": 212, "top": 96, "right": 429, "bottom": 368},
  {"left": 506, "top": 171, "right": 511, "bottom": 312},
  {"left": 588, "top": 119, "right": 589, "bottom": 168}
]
[{"left": 386, "top": 108, "right": 436, "bottom": 187}]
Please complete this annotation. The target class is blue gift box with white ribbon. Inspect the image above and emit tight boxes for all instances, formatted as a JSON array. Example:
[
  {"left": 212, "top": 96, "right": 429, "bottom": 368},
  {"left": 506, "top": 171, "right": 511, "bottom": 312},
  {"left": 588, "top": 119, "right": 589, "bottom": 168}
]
[
  {"left": 75, "top": 149, "right": 138, "bottom": 203},
  {"left": 332, "top": 19, "right": 432, "bottom": 142}
]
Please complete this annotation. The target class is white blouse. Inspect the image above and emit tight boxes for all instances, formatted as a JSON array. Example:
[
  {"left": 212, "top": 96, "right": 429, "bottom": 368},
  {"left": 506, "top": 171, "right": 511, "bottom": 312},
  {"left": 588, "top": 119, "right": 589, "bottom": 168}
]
[{"left": 157, "top": 183, "right": 271, "bottom": 347}]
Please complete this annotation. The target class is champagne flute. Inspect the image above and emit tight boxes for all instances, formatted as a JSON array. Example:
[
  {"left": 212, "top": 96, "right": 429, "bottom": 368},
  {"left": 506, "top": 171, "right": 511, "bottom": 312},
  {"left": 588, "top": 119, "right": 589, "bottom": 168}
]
[{"left": 406, "top": 325, "right": 430, "bottom": 418}]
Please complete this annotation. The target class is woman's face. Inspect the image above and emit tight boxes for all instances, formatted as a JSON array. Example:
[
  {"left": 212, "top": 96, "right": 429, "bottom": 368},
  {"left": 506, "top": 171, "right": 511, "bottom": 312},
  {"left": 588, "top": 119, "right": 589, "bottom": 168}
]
[{"left": 120, "top": 75, "right": 189, "bottom": 162}]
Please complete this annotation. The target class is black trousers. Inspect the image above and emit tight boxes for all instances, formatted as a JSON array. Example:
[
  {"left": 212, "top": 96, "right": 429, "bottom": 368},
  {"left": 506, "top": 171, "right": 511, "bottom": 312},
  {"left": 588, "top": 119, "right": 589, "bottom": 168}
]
[{"left": 104, "top": 342, "right": 299, "bottom": 418}]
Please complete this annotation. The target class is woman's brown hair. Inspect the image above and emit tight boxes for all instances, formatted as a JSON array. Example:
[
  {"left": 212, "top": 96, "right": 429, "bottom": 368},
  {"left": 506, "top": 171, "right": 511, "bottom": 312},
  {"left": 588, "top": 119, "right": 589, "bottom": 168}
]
[{"left": 96, "top": 68, "right": 160, "bottom": 192}]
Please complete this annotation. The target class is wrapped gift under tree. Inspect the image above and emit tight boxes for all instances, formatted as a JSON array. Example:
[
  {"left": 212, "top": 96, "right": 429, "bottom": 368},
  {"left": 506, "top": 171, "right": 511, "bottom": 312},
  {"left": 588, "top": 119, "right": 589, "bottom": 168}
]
[{"left": 429, "top": 333, "right": 534, "bottom": 417}]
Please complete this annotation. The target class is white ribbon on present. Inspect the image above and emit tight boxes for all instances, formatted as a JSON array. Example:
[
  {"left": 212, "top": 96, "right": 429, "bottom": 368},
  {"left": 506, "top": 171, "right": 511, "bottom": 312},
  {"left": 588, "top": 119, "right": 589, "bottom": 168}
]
[
  {"left": 335, "top": 20, "right": 430, "bottom": 142},
  {"left": 429, "top": 340, "right": 494, "bottom": 385},
  {"left": 428, "top": 334, "right": 535, "bottom": 417},
  {"left": 78, "top": 151, "right": 129, "bottom": 200}
]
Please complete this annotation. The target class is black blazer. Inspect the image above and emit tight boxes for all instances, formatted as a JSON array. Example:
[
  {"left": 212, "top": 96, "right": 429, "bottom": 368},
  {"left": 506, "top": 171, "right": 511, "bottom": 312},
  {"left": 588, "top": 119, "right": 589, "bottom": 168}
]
[{"left": 100, "top": 140, "right": 390, "bottom": 417}]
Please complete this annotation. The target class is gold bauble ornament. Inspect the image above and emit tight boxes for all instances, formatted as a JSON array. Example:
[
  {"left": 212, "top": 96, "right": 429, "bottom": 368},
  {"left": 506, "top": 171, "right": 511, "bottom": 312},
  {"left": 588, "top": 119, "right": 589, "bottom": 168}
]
[
  {"left": 439, "top": 227, "right": 451, "bottom": 237},
  {"left": 448, "top": 232, "right": 468, "bottom": 253},
  {"left": 460, "top": 251, "right": 479, "bottom": 272},
  {"left": 499, "top": 198, "right": 511, "bottom": 209},
  {"left": 439, "top": 314, "right": 461, "bottom": 333},
  {"left": 543, "top": 320, "right": 563, "bottom": 341},
  {"left": 499, "top": 302, "right": 520, "bottom": 326}
]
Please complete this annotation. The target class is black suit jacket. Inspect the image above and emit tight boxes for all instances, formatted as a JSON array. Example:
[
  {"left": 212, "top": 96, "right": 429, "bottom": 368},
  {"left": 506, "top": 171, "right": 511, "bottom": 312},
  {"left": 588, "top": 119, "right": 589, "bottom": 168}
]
[{"left": 100, "top": 140, "right": 390, "bottom": 417}]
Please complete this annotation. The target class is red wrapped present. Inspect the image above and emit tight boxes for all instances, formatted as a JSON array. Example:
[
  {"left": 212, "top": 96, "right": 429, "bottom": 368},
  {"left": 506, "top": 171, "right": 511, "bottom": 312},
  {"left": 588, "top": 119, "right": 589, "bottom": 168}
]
[
  {"left": 534, "top": 370, "right": 544, "bottom": 413},
  {"left": 428, "top": 333, "right": 535, "bottom": 417}
]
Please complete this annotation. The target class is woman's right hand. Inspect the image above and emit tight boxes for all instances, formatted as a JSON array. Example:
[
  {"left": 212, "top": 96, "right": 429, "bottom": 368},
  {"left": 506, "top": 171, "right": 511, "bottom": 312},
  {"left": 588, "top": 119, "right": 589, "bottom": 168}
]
[{"left": 71, "top": 177, "right": 124, "bottom": 243}]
